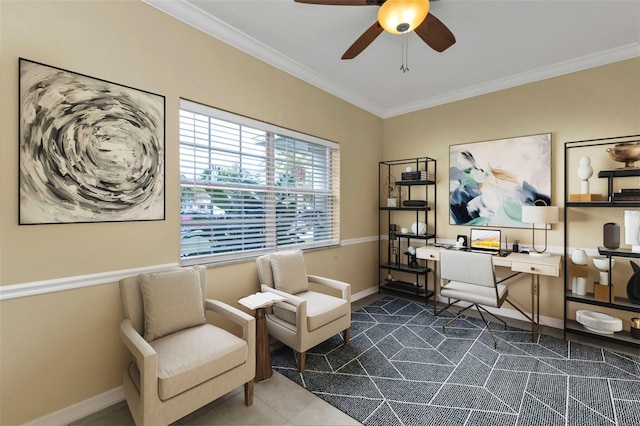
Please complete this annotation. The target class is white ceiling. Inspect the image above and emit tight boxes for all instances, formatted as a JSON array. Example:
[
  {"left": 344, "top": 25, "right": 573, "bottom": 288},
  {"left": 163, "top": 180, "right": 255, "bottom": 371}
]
[{"left": 145, "top": 0, "right": 640, "bottom": 118}]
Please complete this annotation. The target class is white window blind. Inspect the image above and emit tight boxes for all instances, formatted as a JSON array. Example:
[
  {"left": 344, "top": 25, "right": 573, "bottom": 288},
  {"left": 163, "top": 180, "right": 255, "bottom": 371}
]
[{"left": 179, "top": 99, "right": 340, "bottom": 264}]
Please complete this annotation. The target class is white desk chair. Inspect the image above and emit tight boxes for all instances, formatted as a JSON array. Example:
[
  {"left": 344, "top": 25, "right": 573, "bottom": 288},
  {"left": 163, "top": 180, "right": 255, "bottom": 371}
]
[{"left": 438, "top": 250, "right": 514, "bottom": 348}]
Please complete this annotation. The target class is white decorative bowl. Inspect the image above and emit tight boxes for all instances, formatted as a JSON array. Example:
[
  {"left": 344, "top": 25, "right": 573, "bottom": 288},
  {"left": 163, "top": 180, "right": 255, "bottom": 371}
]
[
  {"left": 593, "top": 256, "right": 614, "bottom": 271},
  {"left": 576, "top": 310, "right": 622, "bottom": 334}
]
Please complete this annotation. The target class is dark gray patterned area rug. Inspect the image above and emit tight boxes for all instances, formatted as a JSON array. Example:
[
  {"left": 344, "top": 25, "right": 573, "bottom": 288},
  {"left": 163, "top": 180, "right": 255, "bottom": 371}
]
[{"left": 271, "top": 297, "right": 640, "bottom": 426}]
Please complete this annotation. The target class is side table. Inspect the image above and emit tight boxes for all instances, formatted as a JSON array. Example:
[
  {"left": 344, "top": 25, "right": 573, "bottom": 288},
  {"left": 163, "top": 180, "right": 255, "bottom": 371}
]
[{"left": 238, "top": 292, "right": 285, "bottom": 382}]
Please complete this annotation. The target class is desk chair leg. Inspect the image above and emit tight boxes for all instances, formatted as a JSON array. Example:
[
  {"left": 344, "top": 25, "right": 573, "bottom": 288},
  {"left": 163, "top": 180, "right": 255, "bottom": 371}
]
[
  {"left": 476, "top": 305, "right": 507, "bottom": 330},
  {"left": 442, "top": 304, "right": 474, "bottom": 329},
  {"left": 435, "top": 298, "right": 463, "bottom": 317},
  {"left": 475, "top": 307, "right": 498, "bottom": 349},
  {"left": 442, "top": 304, "right": 505, "bottom": 349}
]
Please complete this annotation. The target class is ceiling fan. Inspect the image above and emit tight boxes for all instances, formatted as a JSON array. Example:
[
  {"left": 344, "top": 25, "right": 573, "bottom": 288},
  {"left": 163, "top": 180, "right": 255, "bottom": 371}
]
[{"left": 294, "top": 0, "right": 456, "bottom": 60}]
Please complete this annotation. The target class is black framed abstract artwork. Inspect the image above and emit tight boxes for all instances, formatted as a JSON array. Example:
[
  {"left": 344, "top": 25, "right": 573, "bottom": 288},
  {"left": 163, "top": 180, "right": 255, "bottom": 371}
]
[
  {"left": 449, "top": 133, "right": 551, "bottom": 228},
  {"left": 19, "top": 58, "right": 165, "bottom": 224}
]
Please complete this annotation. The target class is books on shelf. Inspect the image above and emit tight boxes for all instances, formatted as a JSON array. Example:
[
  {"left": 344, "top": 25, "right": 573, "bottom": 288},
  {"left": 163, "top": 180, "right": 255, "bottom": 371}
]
[
  {"left": 399, "top": 171, "right": 432, "bottom": 182},
  {"left": 612, "top": 188, "right": 640, "bottom": 201}
]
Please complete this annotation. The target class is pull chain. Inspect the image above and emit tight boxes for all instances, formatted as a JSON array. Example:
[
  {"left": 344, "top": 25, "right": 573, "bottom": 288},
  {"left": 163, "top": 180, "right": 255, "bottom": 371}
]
[{"left": 400, "top": 32, "right": 409, "bottom": 73}]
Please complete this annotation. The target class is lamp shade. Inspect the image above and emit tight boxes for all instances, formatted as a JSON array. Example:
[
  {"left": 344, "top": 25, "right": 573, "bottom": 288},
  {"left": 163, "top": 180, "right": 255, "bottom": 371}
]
[
  {"left": 521, "top": 205, "right": 559, "bottom": 225},
  {"left": 378, "top": 0, "right": 430, "bottom": 34}
]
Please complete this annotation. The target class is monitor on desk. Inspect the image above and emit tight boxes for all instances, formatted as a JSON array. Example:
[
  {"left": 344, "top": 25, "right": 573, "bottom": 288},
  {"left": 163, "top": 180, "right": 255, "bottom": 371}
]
[{"left": 469, "top": 228, "right": 501, "bottom": 254}]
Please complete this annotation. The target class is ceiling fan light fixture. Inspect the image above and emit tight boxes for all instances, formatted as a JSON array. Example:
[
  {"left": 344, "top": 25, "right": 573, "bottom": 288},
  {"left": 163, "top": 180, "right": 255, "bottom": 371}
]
[{"left": 377, "top": 0, "right": 430, "bottom": 35}]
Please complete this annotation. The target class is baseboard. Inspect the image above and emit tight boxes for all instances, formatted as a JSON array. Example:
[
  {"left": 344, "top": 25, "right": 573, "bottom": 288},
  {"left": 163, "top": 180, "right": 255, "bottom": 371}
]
[
  {"left": 352, "top": 285, "right": 379, "bottom": 302},
  {"left": 24, "top": 387, "right": 124, "bottom": 426}
]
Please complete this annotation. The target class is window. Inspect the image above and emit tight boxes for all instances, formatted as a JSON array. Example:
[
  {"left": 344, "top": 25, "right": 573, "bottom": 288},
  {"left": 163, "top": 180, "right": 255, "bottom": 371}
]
[{"left": 179, "top": 99, "right": 340, "bottom": 265}]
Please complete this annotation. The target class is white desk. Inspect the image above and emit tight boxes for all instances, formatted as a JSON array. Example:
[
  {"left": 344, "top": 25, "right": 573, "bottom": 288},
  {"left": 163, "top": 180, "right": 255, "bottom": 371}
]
[{"left": 416, "top": 246, "right": 562, "bottom": 341}]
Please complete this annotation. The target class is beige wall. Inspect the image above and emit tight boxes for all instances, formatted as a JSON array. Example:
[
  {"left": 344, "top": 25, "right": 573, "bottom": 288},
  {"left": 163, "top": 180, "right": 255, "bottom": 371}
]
[
  {"left": 1, "top": 0, "right": 639, "bottom": 424},
  {"left": 382, "top": 58, "right": 640, "bottom": 326},
  {"left": 0, "top": 1, "right": 381, "bottom": 424}
]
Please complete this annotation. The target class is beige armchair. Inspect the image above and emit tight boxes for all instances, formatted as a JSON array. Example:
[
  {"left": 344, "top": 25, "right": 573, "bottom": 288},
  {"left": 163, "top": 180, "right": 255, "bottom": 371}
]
[
  {"left": 256, "top": 250, "right": 351, "bottom": 372},
  {"left": 119, "top": 266, "right": 255, "bottom": 426}
]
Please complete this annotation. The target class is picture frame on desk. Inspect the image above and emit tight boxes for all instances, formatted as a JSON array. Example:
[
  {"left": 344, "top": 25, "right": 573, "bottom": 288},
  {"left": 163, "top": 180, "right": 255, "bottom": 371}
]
[{"left": 455, "top": 234, "right": 468, "bottom": 248}]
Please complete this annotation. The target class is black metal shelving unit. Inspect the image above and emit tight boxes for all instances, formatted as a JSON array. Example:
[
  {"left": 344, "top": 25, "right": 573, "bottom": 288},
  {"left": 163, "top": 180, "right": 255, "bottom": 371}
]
[
  {"left": 564, "top": 135, "right": 640, "bottom": 348},
  {"left": 378, "top": 157, "right": 436, "bottom": 305}
]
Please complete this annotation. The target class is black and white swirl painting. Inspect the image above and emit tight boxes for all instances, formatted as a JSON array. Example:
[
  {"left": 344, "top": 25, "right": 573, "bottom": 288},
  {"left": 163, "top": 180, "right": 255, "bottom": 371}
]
[{"left": 19, "top": 59, "right": 165, "bottom": 224}]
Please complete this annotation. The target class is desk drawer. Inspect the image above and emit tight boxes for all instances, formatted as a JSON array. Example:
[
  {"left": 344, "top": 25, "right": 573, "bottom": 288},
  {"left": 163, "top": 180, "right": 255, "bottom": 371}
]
[
  {"left": 416, "top": 248, "right": 440, "bottom": 261},
  {"left": 511, "top": 261, "right": 558, "bottom": 277}
]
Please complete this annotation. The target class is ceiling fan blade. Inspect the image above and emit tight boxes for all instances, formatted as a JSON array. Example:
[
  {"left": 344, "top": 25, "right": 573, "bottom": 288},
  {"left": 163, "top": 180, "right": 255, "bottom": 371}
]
[
  {"left": 341, "top": 21, "right": 384, "bottom": 59},
  {"left": 414, "top": 13, "right": 456, "bottom": 53},
  {"left": 294, "top": 0, "right": 376, "bottom": 5}
]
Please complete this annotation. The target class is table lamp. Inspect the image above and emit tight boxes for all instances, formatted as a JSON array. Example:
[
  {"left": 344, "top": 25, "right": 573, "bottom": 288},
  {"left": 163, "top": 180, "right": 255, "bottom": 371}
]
[{"left": 521, "top": 205, "right": 559, "bottom": 257}]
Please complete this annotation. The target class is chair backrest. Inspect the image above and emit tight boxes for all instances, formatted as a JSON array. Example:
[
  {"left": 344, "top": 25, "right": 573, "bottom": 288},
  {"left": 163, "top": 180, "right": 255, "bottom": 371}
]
[
  {"left": 440, "top": 250, "right": 496, "bottom": 288},
  {"left": 256, "top": 254, "right": 275, "bottom": 288},
  {"left": 119, "top": 265, "right": 207, "bottom": 335}
]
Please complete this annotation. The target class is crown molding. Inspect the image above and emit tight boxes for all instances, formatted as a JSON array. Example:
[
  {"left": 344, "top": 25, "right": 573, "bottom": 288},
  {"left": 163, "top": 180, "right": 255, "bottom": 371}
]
[
  {"left": 144, "top": 1, "right": 639, "bottom": 119},
  {"left": 383, "top": 42, "right": 640, "bottom": 118},
  {"left": 143, "top": 0, "right": 384, "bottom": 117}
]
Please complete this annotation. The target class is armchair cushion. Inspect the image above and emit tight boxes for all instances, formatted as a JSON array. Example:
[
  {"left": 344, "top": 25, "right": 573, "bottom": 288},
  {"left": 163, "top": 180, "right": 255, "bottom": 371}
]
[
  {"left": 273, "top": 291, "right": 349, "bottom": 332},
  {"left": 140, "top": 267, "right": 206, "bottom": 341},
  {"left": 269, "top": 250, "right": 309, "bottom": 294},
  {"left": 149, "top": 324, "right": 248, "bottom": 400}
]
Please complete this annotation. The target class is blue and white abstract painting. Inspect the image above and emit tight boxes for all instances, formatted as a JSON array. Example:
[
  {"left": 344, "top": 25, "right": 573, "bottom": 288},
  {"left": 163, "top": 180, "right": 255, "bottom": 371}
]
[
  {"left": 19, "top": 59, "right": 165, "bottom": 224},
  {"left": 449, "top": 133, "right": 551, "bottom": 228}
]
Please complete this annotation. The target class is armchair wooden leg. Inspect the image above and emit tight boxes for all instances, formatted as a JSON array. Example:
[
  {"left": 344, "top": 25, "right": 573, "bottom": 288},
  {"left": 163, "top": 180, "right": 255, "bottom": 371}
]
[
  {"left": 343, "top": 327, "right": 350, "bottom": 345},
  {"left": 297, "top": 351, "right": 306, "bottom": 372},
  {"left": 244, "top": 380, "right": 254, "bottom": 406}
]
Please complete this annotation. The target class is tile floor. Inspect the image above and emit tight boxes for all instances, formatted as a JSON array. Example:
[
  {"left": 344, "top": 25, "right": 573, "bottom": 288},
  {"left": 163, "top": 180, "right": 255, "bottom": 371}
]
[
  {"left": 72, "top": 293, "right": 638, "bottom": 425},
  {"left": 71, "top": 371, "right": 360, "bottom": 426}
]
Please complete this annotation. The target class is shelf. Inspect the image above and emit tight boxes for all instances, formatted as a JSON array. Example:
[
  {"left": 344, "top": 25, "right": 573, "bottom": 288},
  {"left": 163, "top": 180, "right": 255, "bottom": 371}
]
[
  {"left": 380, "top": 206, "right": 431, "bottom": 211},
  {"left": 396, "top": 180, "right": 436, "bottom": 186},
  {"left": 565, "top": 290, "right": 640, "bottom": 313},
  {"left": 566, "top": 201, "right": 640, "bottom": 207},
  {"left": 565, "top": 320, "right": 640, "bottom": 347},
  {"left": 390, "top": 233, "right": 436, "bottom": 240},
  {"left": 379, "top": 156, "right": 436, "bottom": 307},
  {"left": 598, "top": 168, "right": 640, "bottom": 178},
  {"left": 597, "top": 246, "right": 640, "bottom": 259},
  {"left": 380, "top": 262, "right": 430, "bottom": 275},
  {"left": 564, "top": 135, "right": 640, "bottom": 346},
  {"left": 380, "top": 280, "right": 435, "bottom": 298}
]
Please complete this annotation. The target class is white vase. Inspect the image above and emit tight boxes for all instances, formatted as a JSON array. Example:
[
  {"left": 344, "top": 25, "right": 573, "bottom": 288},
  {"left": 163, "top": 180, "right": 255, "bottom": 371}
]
[
  {"left": 625, "top": 210, "right": 640, "bottom": 252},
  {"left": 571, "top": 249, "right": 588, "bottom": 295},
  {"left": 577, "top": 156, "right": 593, "bottom": 194},
  {"left": 411, "top": 221, "right": 427, "bottom": 235},
  {"left": 571, "top": 249, "right": 588, "bottom": 266}
]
